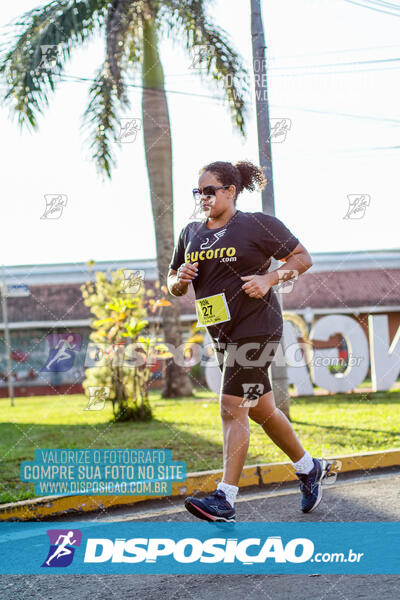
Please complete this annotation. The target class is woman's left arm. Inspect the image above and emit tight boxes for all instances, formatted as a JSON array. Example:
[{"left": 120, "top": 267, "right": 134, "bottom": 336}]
[
  {"left": 241, "top": 243, "right": 312, "bottom": 298},
  {"left": 267, "top": 242, "right": 312, "bottom": 286}
]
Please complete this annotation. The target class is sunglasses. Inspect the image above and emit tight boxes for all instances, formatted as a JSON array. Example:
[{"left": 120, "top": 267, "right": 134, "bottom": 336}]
[{"left": 192, "top": 185, "right": 230, "bottom": 200}]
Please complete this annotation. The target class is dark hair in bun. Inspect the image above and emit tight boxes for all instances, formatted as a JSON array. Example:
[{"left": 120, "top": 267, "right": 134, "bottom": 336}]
[{"left": 200, "top": 160, "right": 266, "bottom": 201}]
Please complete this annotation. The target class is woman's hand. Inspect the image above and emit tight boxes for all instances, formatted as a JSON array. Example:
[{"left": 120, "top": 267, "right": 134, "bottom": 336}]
[
  {"left": 240, "top": 273, "right": 273, "bottom": 299},
  {"left": 177, "top": 261, "right": 198, "bottom": 284}
]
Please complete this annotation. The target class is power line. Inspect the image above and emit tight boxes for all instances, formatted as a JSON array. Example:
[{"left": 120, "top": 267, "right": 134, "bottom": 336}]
[
  {"left": 262, "top": 43, "right": 400, "bottom": 62},
  {"left": 164, "top": 53, "right": 400, "bottom": 79},
  {"left": 269, "top": 104, "right": 400, "bottom": 124},
  {"left": 268, "top": 56, "right": 400, "bottom": 70},
  {"left": 269, "top": 66, "right": 400, "bottom": 78},
  {"left": 56, "top": 74, "right": 399, "bottom": 125},
  {"left": 362, "top": 0, "right": 400, "bottom": 11},
  {"left": 163, "top": 46, "right": 400, "bottom": 77},
  {"left": 58, "top": 74, "right": 227, "bottom": 101},
  {"left": 57, "top": 53, "right": 400, "bottom": 93},
  {"left": 343, "top": 0, "right": 400, "bottom": 16}
]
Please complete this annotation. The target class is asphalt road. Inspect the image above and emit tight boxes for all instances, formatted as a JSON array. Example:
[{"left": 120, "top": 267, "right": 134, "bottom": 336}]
[{"left": 1, "top": 469, "right": 400, "bottom": 600}]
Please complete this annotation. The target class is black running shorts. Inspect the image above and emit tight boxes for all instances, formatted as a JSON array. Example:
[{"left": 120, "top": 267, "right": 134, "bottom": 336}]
[{"left": 211, "top": 334, "right": 281, "bottom": 398}]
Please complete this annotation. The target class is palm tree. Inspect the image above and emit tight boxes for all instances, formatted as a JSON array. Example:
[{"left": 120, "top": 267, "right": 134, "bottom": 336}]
[{"left": 0, "top": 0, "right": 249, "bottom": 397}]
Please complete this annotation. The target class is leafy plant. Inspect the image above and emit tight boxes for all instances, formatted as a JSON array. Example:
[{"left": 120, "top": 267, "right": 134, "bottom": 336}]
[{"left": 81, "top": 268, "right": 173, "bottom": 421}]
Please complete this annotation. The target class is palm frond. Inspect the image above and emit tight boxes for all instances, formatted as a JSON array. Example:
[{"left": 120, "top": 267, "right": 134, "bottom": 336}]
[
  {"left": 82, "top": 63, "right": 130, "bottom": 178},
  {"left": 159, "top": 0, "right": 249, "bottom": 135},
  {"left": 106, "top": 0, "right": 141, "bottom": 100},
  {"left": 82, "top": 1, "right": 142, "bottom": 177},
  {"left": 0, "top": 0, "right": 109, "bottom": 128}
]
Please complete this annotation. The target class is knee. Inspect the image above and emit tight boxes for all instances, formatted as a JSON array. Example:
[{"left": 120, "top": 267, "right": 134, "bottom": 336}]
[
  {"left": 248, "top": 394, "right": 277, "bottom": 424},
  {"left": 220, "top": 395, "right": 246, "bottom": 422},
  {"left": 220, "top": 402, "right": 236, "bottom": 421}
]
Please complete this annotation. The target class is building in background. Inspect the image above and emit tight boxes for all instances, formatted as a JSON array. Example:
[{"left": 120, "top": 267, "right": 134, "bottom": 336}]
[{"left": 1, "top": 250, "right": 399, "bottom": 397}]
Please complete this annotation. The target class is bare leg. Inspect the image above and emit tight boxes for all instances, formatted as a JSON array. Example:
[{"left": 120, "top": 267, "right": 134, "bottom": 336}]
[
  {"left": 220, "top": 392, "right": 250, "bottom": 486},
  {"left": 248, "top": 390, "right": 305, "bottom": 462}
]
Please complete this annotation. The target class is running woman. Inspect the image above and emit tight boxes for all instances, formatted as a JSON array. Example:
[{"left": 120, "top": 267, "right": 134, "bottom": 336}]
[{"left": 167, "top": 160, "right": 332, "bottom": 522}]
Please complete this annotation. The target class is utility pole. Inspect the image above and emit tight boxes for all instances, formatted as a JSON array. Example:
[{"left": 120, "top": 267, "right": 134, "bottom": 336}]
[
  {"left": 1, "top": 266, "right": 14, "bottom": 406},
  {"left": 250, "top": 0, "right": 291, "bottom": 418}
]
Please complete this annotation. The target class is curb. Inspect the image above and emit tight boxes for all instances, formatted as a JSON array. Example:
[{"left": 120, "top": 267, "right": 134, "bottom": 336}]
[{"left": 1, "top": 448, "right": 399, "bottom": 521}]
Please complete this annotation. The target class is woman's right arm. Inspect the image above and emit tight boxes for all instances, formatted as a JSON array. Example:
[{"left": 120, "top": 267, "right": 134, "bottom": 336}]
[{"left": 167, "top": 262, "right": 199, "bottom": 297}]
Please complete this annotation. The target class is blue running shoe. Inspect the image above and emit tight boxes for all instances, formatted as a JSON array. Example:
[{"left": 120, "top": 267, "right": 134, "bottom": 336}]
[
  {"left": 296, "top": 458, "right": 331, "bottom": 513},
  {"left": 184, "top": 489, "right": 236, "bottom": 522}
]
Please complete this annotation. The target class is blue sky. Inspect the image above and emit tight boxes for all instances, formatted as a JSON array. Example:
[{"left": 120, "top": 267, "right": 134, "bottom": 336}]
[{"left": 1, "top": 0, "right": 399, "bottom": 266}]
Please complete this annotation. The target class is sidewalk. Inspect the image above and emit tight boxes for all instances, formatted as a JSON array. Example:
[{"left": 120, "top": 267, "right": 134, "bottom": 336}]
[{"left": 1, "top": 448, "right": 399, "bottom": 521}]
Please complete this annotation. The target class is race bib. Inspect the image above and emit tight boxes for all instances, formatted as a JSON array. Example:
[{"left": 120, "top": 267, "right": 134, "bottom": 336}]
[{"left": 195, "top": 292, "right": 231, "bottom": 327}]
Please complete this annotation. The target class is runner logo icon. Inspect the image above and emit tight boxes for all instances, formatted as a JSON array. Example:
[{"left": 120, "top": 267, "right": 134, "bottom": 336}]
[
  {"left": 41, "top": 333, "right": 82, "bottom": 373},
  {"left": 200, "top": 229, "right": 227, "bottom": 250},
  {"left": 41, "top": 529, "right": 82, "bottom": 568},
  {"left": 239, "top": 383, "right": 264, "bottom": 407}
]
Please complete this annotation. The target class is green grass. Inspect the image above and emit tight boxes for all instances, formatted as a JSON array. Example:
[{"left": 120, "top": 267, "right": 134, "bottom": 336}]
[{"left": 1, "top": 389, "right": 399, "bottom": 504}]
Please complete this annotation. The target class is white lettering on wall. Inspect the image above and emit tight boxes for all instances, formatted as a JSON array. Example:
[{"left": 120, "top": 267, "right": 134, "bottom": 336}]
[
  {"left": 309, "top": 315, "right": 370, "bottom": 393},
  {"left": 369, "top": 315, "right": 400, "bottom": 391}
]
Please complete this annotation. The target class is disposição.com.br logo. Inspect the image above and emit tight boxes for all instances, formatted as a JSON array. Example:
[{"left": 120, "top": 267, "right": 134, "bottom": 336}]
[{"left": 40, "top": 531, "right": 364, "bottom": 568}]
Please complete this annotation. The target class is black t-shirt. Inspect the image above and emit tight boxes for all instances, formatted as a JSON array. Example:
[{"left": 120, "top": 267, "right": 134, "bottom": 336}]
[{"left": 168, "top": 209, "right": 299, "bottom": 344}]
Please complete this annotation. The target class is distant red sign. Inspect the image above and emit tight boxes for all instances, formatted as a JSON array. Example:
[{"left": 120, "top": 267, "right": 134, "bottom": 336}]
[{"left": 11, "top": 350, "right": 29, "bottom": 362}]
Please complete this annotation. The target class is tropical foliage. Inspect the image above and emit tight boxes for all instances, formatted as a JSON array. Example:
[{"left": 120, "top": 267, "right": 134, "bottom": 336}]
[{"left": 81, "top": 268, "right": 172, "bottom": 421}]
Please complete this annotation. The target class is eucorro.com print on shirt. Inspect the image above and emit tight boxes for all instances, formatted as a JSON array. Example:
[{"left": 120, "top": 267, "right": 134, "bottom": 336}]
[{"left": 169, "top": 210, "right": 299, "bottom": 344}]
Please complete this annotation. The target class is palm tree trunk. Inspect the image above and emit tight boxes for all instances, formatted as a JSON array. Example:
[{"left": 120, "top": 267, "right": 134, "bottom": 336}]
[{"left": 141, "top": 15, "right": 193, "bottom": 398}]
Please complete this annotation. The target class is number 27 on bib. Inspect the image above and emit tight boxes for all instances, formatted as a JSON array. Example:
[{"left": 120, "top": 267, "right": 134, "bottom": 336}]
[{"left": 195, "top": 292, "right": 231, "bottom": 327}]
